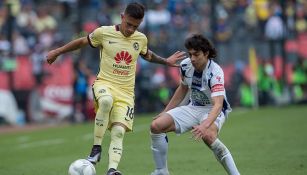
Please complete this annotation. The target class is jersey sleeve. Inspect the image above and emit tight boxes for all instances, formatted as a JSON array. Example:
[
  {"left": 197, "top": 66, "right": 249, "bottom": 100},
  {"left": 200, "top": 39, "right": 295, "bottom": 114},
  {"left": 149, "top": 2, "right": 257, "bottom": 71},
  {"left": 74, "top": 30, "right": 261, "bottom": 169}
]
[
  {"left": 211, "top": 68, "right": 225, "bottom": 97},
  {"left": 140, "top": 34, "right": 148, "bottom": 56},
  {"left": 87, "top": 27, "right": 104, "bottom": 48},
  {"left": 180, "top": 62, "right": 188, "bottom": 85}
]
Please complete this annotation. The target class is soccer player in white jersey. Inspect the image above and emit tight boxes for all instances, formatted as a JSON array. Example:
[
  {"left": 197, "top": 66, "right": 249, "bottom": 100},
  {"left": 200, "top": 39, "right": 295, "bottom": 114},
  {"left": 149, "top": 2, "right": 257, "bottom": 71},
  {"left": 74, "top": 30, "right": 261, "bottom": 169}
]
[
  {"left": 150, "top": 34, "right": 240, "bottom": 175},
  {"left": 46, "top": 2, "right": 185, "bottom": 175}
]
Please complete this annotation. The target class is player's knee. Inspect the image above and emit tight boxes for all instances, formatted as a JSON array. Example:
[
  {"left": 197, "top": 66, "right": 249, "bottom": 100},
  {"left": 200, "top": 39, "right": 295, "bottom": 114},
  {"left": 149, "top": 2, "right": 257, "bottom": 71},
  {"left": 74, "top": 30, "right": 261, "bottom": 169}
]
[
  {"left": 202, "top": 135, "right": 215, "bottom": 145},
  {"left": 150, "top": 121, "right": 162, "bottom": 134},
  {"left": 202, "top": 131, "right": 218, "bottom": 145},
  {"left": 98, "top": 95, "right": 113, "bottom": 111},
  {"left": 111, "top": 125, "right": 125, "bottom": 139}
]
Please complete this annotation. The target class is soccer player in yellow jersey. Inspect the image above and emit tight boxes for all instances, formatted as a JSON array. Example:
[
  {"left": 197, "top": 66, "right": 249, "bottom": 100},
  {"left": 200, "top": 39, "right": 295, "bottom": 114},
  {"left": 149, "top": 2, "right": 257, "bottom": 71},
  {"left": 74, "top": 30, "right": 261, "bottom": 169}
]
[{"left": 46, "top": 2, "right": 185, "bottom": 175}]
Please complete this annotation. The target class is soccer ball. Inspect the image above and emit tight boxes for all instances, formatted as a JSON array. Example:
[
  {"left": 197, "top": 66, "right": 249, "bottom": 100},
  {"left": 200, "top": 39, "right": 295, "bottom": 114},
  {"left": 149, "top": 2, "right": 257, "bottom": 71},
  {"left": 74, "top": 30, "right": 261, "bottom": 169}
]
[{"left": 68, "top": 159, "right": 96, "bottom": 175}]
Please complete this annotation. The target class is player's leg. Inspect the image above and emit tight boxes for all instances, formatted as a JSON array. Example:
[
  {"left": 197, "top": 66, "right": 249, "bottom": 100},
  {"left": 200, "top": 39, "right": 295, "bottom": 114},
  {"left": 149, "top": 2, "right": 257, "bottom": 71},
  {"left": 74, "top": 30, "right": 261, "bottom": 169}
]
[
  {"left": 106, "top": 91, "right": 134, "bottom": 174},
  {"left": 87, "top": 85, "right": 114, "bottom": 164},
  {"left": 151, "top": 112, "right": 177, "bottom": 134},
  {"left": 202, "top": 114, "right": 240, "bottom": 175},
  {"left": 150, "top": 105, "right": 199, "bottom": 175},
  {"left": 150, "top": 113, "right": 175, "bottom": 172},
  {"left": 107, "top": 123, "right": 126, "bottom": 175},
  {"left": 150, "top": 113, "right": 175, "bottom": 175}
]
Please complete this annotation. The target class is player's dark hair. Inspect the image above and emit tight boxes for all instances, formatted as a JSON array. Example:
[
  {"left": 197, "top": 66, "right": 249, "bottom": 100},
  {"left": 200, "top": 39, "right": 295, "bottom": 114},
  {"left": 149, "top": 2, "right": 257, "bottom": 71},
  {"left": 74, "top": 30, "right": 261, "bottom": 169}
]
[
  {"left": 184, "top": 34, "right": 217, "bottom": 59},
  {"left": 125, "top": 2, "right": 145, "bottom": 19}
]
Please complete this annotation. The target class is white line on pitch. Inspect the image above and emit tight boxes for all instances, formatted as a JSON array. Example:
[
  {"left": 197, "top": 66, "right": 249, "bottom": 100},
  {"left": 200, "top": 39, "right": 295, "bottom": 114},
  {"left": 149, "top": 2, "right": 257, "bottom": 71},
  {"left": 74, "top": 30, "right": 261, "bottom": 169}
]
[{"left": 17, "top": 138, "right": 65, "bottom": 149}]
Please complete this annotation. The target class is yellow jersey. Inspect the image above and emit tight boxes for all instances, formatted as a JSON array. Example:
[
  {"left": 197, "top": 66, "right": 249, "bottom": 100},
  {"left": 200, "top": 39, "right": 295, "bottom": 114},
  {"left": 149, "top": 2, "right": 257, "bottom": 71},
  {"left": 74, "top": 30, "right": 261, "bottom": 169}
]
[{"left": 87, "top": 25, "right": 148, "bottom": 94}]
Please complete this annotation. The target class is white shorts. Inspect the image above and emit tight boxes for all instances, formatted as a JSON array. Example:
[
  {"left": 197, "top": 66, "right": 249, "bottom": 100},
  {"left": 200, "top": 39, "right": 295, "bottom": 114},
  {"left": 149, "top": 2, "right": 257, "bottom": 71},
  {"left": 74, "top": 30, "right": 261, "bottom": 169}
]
[{"left": 167, "top": 105, "right": 227, "bottom": 134}]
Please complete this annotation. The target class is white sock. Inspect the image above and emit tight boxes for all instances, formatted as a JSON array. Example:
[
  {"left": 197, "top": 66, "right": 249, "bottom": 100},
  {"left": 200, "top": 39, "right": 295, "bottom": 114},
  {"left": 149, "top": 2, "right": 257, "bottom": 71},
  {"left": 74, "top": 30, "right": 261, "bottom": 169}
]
[
  {"left": 93, "top": 95, "right": 113, "bottom": 145},
  {"left": 108, "top": 125, "right": 125, "bottom": 169},
  {"left": 210, "top": 139, "right": 240, "bottom": 175},
  {"left": 151, "top": 133, "right": 168, "bottom": 170}
]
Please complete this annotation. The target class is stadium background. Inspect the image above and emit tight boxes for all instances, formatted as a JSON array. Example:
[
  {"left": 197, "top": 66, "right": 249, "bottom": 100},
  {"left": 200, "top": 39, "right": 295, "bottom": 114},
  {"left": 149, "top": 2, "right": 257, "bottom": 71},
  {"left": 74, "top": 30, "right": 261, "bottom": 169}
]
[
  {"left": 0, "top": 0, "right": 306, "bottom": 125},
  {"left": 0, "top": 1, "right": 307, "bottom": 175}
]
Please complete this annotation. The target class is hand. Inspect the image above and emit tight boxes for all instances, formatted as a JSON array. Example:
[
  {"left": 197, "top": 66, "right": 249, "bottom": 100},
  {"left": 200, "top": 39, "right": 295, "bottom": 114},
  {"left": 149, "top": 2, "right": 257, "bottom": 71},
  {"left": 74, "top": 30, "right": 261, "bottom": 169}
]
[
  {"left": 46, "top": 50, "right": 60, "bottom": 65},
  {"left": 191, "top": 124, "right": 208, "bottom": 141},
  {"left": 166, "top": 51, "right": 186, "bottom": 67}
]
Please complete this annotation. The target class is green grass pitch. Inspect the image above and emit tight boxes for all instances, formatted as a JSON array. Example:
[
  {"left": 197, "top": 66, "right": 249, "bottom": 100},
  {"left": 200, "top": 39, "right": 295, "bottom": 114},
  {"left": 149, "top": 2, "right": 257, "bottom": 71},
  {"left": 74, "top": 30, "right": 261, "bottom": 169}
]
[{"left": 1, "top": 105, "right": 307, "bottom": 175}]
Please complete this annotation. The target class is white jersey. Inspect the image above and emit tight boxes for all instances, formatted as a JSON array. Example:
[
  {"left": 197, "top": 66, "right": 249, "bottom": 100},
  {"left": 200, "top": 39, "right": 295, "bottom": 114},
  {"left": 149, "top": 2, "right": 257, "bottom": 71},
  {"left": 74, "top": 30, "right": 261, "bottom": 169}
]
[{"left": 180, "top": 58, "right": 232, "bottom": 117}]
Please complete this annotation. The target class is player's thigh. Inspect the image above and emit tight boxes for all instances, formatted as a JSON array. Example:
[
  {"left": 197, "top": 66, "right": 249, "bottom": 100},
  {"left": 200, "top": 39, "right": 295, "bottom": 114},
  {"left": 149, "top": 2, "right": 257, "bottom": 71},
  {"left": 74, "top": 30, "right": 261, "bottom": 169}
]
[
  {"left": 167, "top": 105, "right": 202, "bottom": 134},
  {"left": 109, "top": 91, "right": 135, "bottom": 132},
  {"left": 151, "top": 113, "right": 176, "bottom": 133},
  {"left": 92, "top": 84, "right": 112, "bottom": 111}
]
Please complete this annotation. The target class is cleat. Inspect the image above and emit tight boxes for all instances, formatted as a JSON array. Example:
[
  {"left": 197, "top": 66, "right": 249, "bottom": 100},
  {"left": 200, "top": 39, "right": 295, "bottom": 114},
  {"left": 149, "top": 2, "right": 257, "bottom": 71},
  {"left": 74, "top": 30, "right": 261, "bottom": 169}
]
[
  {"left": 86, "top": 145, "right": 101, "bottom": 164},
  {"left": 106, "top": 168, "right": 122, "bottom": 175},
  {"left": 151, "top": 168, "right": 170, "bottom": 175}
]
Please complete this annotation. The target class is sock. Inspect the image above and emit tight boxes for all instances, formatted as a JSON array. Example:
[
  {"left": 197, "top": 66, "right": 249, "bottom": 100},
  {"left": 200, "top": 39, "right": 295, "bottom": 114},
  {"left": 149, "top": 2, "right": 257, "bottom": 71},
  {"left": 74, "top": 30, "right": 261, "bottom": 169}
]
[
  {"left": 151, "top": 132, "right": 169, "bottom": 170},
  {"left": 108, "top": 125, "right": 125, "bottom": 169},
  {"left": 93, "top": 95, "right": 113, "bottom": 145},
  {"left": 210, "top": 139, "right": 240, "bottom": 175}
]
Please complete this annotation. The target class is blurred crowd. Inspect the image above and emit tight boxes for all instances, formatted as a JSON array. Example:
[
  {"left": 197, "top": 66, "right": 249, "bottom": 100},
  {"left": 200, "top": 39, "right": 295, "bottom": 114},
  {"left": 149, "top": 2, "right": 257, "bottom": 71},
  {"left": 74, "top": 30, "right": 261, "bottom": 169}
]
[{"left": 0, "top": 0, "right": 306, "bottom": 125}]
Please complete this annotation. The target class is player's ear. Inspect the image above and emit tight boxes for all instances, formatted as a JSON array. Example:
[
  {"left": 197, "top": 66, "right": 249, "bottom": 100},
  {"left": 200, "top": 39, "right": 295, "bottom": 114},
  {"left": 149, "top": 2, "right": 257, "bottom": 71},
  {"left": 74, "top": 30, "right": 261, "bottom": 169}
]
[
  {"left": 120, "top": 13, "right": 124, "bottom": 20},
  {"left": 204, "top": 51, "right": 209, "bottom": 58}
]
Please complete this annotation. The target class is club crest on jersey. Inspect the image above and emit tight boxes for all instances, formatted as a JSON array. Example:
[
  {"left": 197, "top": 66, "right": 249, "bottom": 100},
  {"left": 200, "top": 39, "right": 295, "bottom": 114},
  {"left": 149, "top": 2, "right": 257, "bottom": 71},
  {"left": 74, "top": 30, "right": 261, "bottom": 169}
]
[
  {"left": 114, "top": 51, "right": 132, "bottom": 65},
  {"left": 98, "top": 89, "right": 106, "bottom": 94},
  {"left": 133, "top": 42, "right": 139, "bottom": 51}
]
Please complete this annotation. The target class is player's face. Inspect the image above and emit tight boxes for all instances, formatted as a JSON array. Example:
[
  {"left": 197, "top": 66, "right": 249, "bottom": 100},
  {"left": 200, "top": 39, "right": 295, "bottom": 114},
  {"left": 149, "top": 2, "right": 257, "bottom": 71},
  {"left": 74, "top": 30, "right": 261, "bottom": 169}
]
[
  {"left": 120, "top": 14, "right": 143, "bottom": 37},
  {"left": 188, "top": 49, "right": 208, "bottom": 71}
]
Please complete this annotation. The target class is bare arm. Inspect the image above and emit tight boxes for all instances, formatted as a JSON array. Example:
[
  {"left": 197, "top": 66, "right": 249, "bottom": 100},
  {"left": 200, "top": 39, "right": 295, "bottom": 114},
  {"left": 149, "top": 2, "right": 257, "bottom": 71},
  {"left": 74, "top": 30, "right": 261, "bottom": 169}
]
[
  {"left": 163, "top": 83, "right": 189, "bottom": 112},
  {"left": 142, "top": 49, "right": 186, "bottom": 67},
  {"left": 46, "top": 37, "right": 89, "bottom": 64}
]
